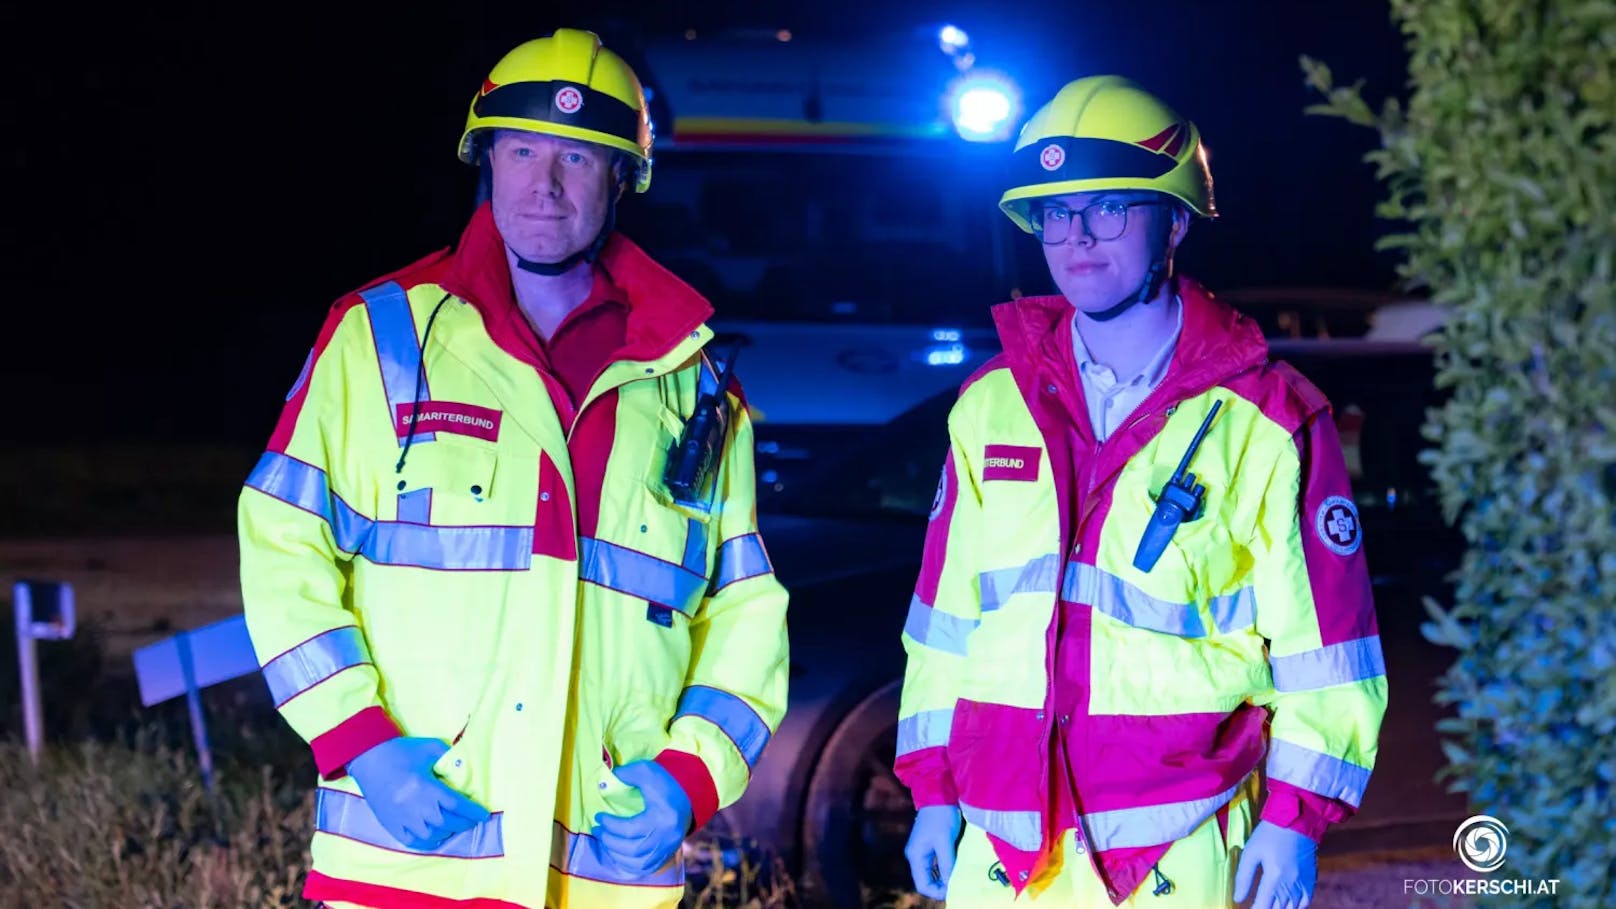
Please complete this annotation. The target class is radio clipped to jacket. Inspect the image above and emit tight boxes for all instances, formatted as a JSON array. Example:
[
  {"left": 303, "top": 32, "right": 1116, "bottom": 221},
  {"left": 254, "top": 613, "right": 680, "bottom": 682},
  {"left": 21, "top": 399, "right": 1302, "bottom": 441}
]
[
  {"left": 663, "top": 343, "right": 742, "bottom": 504},
  {"left": 1133, "top": 399, "right": 1223, "bottom": 573}
]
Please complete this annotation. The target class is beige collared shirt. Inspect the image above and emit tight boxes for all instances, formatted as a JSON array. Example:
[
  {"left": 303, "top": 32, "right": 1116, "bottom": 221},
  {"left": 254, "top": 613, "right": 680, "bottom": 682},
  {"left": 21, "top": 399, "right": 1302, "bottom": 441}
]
[{"left": 1072, "top": 297, "right": 1184, "bottom": 441}]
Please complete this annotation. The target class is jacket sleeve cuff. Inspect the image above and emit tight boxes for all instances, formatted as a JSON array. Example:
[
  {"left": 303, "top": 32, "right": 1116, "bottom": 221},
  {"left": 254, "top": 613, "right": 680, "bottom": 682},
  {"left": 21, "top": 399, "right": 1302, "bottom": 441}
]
[
  {"left": 1260, "top": 779, "right": 1350, "bottom": 845},
  {"left": 895, "top": 748, "right": 959, "bottom": 809},
  {"left": 654, "top": 748, "right": 721, "bottom": 831},
  {"left": 311, "top": 706, "right": 403, "bottom": 779}
]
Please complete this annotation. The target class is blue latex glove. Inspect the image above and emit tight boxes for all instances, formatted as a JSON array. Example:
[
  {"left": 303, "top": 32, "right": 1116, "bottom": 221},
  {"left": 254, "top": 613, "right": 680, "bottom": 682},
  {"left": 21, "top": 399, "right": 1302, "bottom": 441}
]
[
  {"left": 347, "top": 737, "right": 491, "bottom": 851},
  {"left": 591, "top": 760, "right": 694, "bottom": 876},
  {"left": 904, "top": 805, "right": 963, "bottom": 901},
  {"left": 1233, "top": 820, "right": 1317, "bottom": 909}
]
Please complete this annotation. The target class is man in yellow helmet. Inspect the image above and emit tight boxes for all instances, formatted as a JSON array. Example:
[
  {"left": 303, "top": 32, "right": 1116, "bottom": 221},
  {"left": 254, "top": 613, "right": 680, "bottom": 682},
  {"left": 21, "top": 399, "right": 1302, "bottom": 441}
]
[
  {"left": 895, "top": 76, "right": 1387, "bottom": 907},
  {"left": 238, "top": 29, "right": 789, "bottom": 909}
]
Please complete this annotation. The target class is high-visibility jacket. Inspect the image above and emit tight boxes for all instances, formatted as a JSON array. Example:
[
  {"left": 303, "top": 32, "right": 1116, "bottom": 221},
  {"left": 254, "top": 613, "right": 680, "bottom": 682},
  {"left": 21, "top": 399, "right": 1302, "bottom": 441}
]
[
  {"left": 239, "top": 206, "right": 790, "bottom": 909},
  {"left": 895, "top": 278, "right": 1386, "bottom": 904}
]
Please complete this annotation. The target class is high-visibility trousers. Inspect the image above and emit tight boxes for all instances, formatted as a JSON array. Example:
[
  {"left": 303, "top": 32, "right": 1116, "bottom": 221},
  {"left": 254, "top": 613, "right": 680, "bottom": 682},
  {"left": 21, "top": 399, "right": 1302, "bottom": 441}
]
[{"left": 946, "top": 773, "right": 1259, "bottom": 908}]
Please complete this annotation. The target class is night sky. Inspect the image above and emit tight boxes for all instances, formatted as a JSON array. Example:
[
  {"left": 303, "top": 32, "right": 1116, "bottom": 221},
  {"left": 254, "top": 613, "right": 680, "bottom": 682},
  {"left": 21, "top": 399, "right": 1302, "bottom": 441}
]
[{"left": 4, "top": 0, "right": 1409, "bottom": 447}]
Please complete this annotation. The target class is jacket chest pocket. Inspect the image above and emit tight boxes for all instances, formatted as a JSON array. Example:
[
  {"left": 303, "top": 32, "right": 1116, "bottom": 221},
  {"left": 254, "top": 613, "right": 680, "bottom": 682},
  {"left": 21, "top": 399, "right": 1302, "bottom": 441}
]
[
  {"left": 370, "top": 440, "right": 538, "bottom": 572},
  {"left": 585, "top": 403, "right": 715, "bottom": 619},
  {"left": 1118, "top": 459, "right": 1257, "bottom": 636}
]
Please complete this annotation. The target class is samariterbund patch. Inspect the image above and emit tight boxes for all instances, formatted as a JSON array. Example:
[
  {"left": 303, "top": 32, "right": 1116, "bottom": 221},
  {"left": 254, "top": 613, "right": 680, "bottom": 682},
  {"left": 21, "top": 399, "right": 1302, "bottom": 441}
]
[
  {"left": 394, "top": 401, "right": 502, "bottom": 442},
  {"left": 983, "top": 444, "right": 1042, "bottom": 482}
]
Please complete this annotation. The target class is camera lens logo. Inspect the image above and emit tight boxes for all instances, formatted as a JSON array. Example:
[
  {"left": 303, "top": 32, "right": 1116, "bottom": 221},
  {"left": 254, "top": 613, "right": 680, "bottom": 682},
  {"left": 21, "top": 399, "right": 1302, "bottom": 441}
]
[{"left": 1453, "top": 815, "right": 1509, "bottom": 873}]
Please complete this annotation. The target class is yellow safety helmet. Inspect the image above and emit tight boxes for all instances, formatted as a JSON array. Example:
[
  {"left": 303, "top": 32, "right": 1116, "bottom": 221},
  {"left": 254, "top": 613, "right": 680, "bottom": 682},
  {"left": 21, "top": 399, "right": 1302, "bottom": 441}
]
[
  {"left": 458, "top": 29, "right": 654, "bottom": 194},
  {"left": 999, "top": 75, "right": 1215, "bottom": 232}
]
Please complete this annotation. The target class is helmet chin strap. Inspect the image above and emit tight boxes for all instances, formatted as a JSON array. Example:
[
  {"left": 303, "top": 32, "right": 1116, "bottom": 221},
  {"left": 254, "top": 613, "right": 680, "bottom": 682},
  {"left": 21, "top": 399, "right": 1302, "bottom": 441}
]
[
  {"left": 513, "top": 202, "right": 617, "bottom": 276},
  {"left": 1081, "top": 215, "right": 1176, "bottom": 323}
]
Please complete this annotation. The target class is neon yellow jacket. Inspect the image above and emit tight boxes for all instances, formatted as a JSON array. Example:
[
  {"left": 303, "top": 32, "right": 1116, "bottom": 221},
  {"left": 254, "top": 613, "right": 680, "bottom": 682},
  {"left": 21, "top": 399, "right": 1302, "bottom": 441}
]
[
  {"left": 239, "top": 206, "right": 789, "bottom": 909},
  {"left": 896, "top": 280, "right": 1386, "bottom": 902}
]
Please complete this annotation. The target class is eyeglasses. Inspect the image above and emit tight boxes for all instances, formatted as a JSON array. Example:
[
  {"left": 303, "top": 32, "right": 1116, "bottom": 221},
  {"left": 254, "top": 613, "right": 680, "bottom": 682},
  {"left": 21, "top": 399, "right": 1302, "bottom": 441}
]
[{"left": 1031, "top": 198, "right": 1162, "bottom": 245}]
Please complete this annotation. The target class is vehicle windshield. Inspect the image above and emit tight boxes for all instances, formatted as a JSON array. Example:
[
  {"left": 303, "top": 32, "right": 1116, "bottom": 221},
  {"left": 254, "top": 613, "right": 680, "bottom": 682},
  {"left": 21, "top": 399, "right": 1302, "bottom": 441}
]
[
  {"left": 618, "top": 148, "right": 1016, "bottom": 326},
  {"left": 763, "top": 344, "right": 1446, "bottom": 521}
]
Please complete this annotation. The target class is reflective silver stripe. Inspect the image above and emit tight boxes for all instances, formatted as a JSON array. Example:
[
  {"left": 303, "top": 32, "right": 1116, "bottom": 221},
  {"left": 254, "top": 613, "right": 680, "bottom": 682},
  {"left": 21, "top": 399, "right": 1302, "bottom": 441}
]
[
  {"left": 903, "top": 595, "right": 978, "bottom": 656},
  {"left": 579, "top": 537, "right": 708, "bottom": 614},
  {"left": 961, "top": 803, "right": 1042, "bottom": 852},
  {"left": 1209, "top": 586, "right": 1257, "bottom": 633},
  {"left": 1266, "top": 739, "right": 1371, "bottom": 807},
  {"left": 1063, "top": 562, "right": 1209, "bottom": 637},
  {"left": 247, "top": 451, "right": 532, "bottom": 570},
  {"left": 361, "top": 282, "right": 435, "bottom": 446},
  {"left": 247, "top": 451, "right": 335, "bottom": 525},
  {"left": 365, "top": 522, "right": 532, "bottom": 571},
  {"left": 896, "top": 708, "right": 954, "bottom": 757},
  {"left": 713, "top": 533, "right": 773, "bottom": 592},
  {"left": 1082, "top": 782, "right": 1242, "bottom": 851},
  {"left": 551, "top": 821, "right": 685, "bottom": 886},
  {"left": 682, "top": 518, "right": 708, "bottom": 574},
  {"left": 261, "top": 626, "right": 370, "bottom": 706},
  {"left": 1270, "top": 636, "right": 1386, "bottom": 692},
  {"left": 316, "top": 788, "right": 502, "bottom": 858},
  {"left": 978, "top": 553, "right": 1062, "bottom": 612},
  {"left": 675, "top": 685, "right": 771, "bottom": 768},
  {"left": 396, "top": 488, "right": 431, "bottom": 524}
]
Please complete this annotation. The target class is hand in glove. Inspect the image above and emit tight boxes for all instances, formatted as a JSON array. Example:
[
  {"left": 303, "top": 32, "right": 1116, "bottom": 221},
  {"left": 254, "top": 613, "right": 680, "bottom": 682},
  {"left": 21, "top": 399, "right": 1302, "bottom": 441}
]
[
  {"left": 1233, "top": 820, "right": 1317, "bottom": 909},
  {"left": 347, "top": 737, "right": 491, "bottom": 851},
  {"left": 904, "top": 805, "right": 963, "bottom": 901},
  {"left": 591, "top": 760, "right": 694, "bottom": 876}
]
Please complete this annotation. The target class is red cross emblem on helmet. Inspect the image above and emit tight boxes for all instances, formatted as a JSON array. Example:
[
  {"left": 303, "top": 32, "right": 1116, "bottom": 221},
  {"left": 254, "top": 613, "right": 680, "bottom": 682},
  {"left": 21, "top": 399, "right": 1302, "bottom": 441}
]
[
  {"left": 1315, "top": 495, "right": 1362, "bottom": 556},
  {"left": 555, "top": 85, "right": 584, "bottom": 114},
  {"left": 1040, "top": 143, "right": 1066, "bottom": 171}
]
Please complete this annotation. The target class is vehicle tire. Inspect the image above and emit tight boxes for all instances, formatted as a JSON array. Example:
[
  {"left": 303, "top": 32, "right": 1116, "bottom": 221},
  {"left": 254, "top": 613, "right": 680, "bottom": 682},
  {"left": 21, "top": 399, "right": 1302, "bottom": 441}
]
[{"left": 799, "top": 680, "right": 915, "bottom": 909}]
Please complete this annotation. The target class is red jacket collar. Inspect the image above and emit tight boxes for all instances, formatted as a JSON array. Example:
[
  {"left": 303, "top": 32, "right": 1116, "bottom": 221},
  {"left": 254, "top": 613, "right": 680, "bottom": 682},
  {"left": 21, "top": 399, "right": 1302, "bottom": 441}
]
[
  {"left": 439, "top": 202, "right": 715, "bottom": 363},
  {"left": 990, "top": 276, "right": 1269, "bottom": 402}
]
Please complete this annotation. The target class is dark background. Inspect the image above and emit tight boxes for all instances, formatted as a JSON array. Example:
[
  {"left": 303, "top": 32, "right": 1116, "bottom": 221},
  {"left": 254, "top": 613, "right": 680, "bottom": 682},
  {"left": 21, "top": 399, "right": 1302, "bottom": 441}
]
[{"left": 3, "top": 0, "right": 1409, "bottom": 447}]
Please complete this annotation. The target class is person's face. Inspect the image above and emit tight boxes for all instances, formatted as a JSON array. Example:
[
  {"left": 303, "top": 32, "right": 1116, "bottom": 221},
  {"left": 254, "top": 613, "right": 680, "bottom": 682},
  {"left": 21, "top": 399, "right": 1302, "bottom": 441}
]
[
  {"left": 488, "top": 129, "right": 616, "bottom": 264},
  {"left": 1036, "top": 191, "right": 1186, "bottom": 313}
]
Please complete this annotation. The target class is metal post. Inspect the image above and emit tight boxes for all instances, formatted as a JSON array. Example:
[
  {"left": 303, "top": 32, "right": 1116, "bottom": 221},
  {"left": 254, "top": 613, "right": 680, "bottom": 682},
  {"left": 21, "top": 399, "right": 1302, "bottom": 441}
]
[
  {"left": 13, "top": 584, "right": 42, "bottom": 766},
  {"left": 175, "top": 632, "right": 215, "bottom": 790}
]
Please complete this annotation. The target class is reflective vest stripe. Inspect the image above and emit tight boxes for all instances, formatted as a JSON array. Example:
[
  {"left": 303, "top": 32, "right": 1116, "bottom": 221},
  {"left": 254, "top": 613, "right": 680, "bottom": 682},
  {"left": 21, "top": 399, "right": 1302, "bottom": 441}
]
[
  {"left": 551, "top": 822, "right": 685, "bottom": 886},
  {"left": 1266, "top": 739, "right": 1371, "bottom": 807},
  {"left": 712, "top": 533, "right": 772, "bottom": 592},
  {"left": 903, "top": 595, "right": 978, "bottom": 656},
  {"left": 1081, "top": 780, "right": 1243, "bottom": 851},
  {"left": 246, "top": 452, "right": 533, "bottom": 571},
  {"left": 896, "top": 708, "right": 954, "bottom": 758},
  {"left": 675, "top": 685, "right": 770, "bottom": 768},
  {"left": 397, "top": 488, "right": 432, "bottom": 524},
  {"left": 1065, "top": 562, "right": 1259, "bottom": 638},
  {"left": 578, "top": 537, "right": 707, "bottom": 614},
  {"left": 682, "top": 518, "right": 708, "bottom": 575},
  {"left": 360, "top": 282, "right": 434, "bottom": 446},
  {"left": 262, "top": 626, "right": 371, "bottom": 707},
  {"left": 978, "top": 553, "right": 1062, "bottom": 612},
  {"left": 961, "top": 803, "right": 1042, "bottom": 852},
  {"left": 1270, "top": 636, "right": 1385, "bottom": 692},
  {"left": 316, "top": 788, "right": 503, "bottom": 858}
]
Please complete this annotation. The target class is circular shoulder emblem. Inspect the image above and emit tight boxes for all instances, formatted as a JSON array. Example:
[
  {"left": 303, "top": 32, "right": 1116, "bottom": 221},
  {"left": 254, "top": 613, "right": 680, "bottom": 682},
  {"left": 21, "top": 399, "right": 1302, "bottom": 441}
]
[
  {"left": 930, "top": 466, "right": 950, "bottom": 521},
  {"left": 1040, "top": 143, "right": 1066, "bottom": 171},
  {"left": 555, "top": 85, "right": 584, "bottom": 114},
  {"left": 1315, "top": 495, "right": 1362, "bottom": 556}
]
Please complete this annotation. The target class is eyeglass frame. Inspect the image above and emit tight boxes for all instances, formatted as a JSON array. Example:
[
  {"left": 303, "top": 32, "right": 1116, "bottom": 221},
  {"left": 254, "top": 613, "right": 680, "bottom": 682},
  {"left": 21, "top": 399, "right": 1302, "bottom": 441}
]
[{"left": 1029, "top": 196, "right": 1167, "bottom": 246}]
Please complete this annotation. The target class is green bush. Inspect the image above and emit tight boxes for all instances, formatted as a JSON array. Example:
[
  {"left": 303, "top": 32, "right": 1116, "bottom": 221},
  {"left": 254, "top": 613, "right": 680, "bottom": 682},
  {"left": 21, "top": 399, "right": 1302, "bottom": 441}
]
[{"left": 1301, "top": 0, "right": 1615, "bottom": 906}]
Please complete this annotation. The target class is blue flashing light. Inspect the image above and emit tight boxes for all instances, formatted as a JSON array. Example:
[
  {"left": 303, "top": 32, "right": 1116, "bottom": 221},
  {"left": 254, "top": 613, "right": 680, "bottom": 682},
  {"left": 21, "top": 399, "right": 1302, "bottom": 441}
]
[
  {"left": 939, "top": 25, "right": 970, "bottom": 52},
  {"left": 948, "top": 72, "right": 1020, "bottom": 142},
  {"left": 925, "top": 345, "right": 968, "bottom": 367},
  {"left": 931, "top": 328, "right": 962, "bottom": 342}
]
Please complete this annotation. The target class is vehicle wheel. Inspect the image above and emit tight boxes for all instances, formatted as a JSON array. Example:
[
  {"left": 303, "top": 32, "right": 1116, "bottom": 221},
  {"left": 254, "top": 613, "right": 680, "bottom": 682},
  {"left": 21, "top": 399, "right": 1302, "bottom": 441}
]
[{"left": 800, "top": 680, "right": 915, "bottom": 909}]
